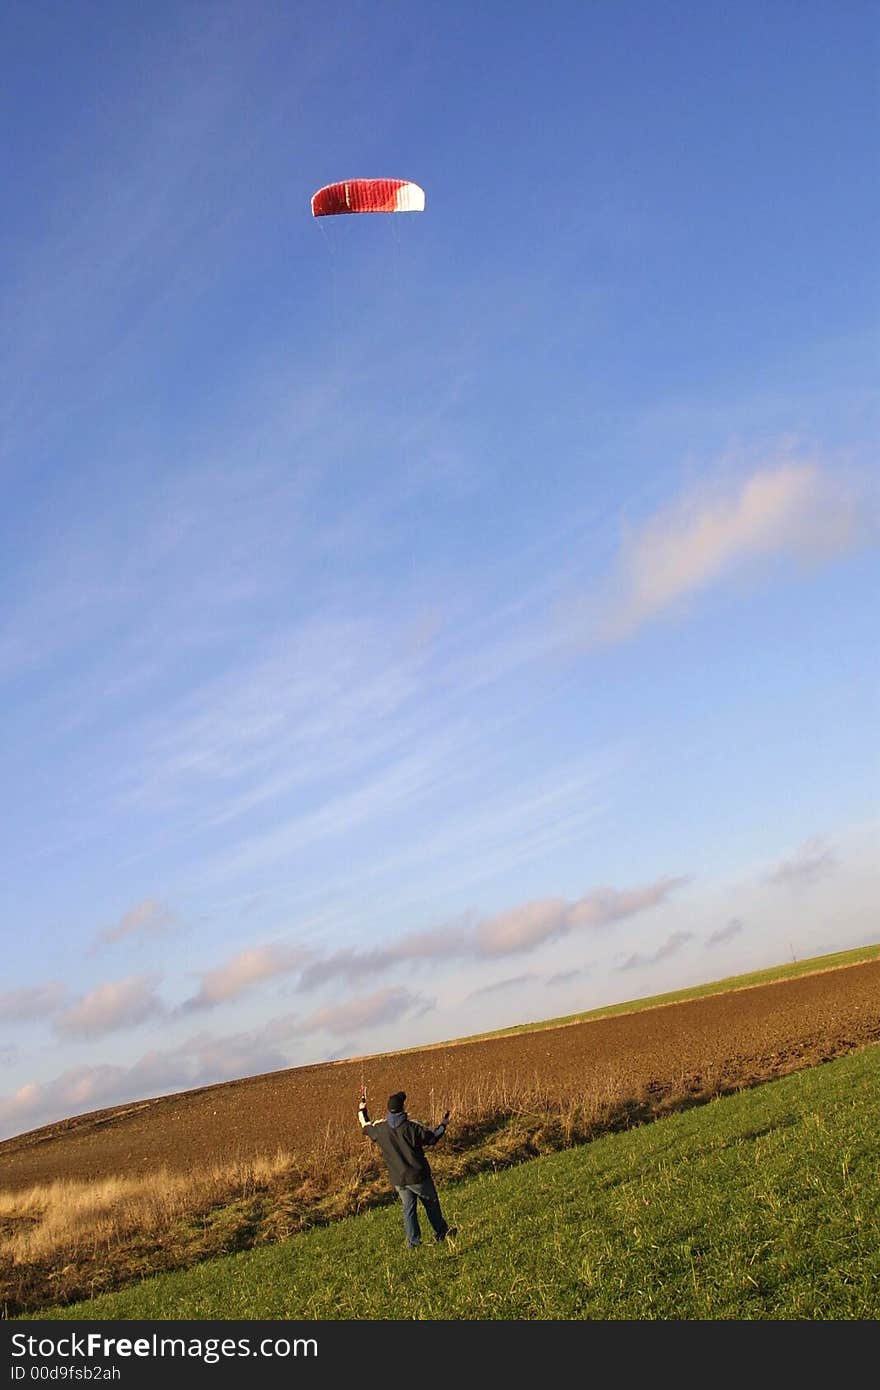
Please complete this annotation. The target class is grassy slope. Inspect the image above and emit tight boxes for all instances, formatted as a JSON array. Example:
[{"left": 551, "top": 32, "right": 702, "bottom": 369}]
[{"left": 29, "top": 1042, "right": 880, "bottom": 1321}]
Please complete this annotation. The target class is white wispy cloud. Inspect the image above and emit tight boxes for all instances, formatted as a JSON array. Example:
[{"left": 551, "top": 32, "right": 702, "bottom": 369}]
[
  {"left": 468, "top": 973, "right": 540, "bottom": 998},
  {"left": 211, "top": 744, "right": 456, "bottom": 881},
  {"left": 182, "top": 941, "right": 313, "bottom": 1012},
  {"left": 545, "top": 966, "right": 591, "bottom": 987},
  {"left": 297, "top": 927, "right": 467, "bottom": 993},
  {"left": 767, "top": 837, "right": 838, "bottom": 888},
  {"left": 476, "top": 880, "right": 687, "bottom": 956},
  {"left": 223, "top": 746, "right": 617, "bottom": 921},
  {"left": 616, "top": 930, "right": 695, "bottom": 972},
  {"left": 0, "top": 981, "right": 68, "bottom": 1023},
  {"left": 706, "top": 918, "right": 744, "bottom": 947},
  {"left": 125, "top": 617, "right": 422, "bottom": 811},
  {"left": 94, "top": 898, "right": 175, "bottom": 949},
  {"left": 300, "top": 877, "right": 687, "bottom": 988},
  {"left": 576, "top": 459, "right": 868, "bottom": 645},
  {"left": 54, "top": 973, "right": 165, "bottom": 1040},
  {"left": 263, "top": 987, "right": 433, "bottom": 1043}
]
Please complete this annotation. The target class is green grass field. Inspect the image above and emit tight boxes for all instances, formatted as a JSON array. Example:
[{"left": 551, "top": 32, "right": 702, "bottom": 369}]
[{"left": 27, "top": 1040, "right": 880, "bottom": 1321}]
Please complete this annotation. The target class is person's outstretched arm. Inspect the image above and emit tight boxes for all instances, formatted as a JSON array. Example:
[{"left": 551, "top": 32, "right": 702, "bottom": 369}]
[{"left": 420, "top": 1110, "right": 451, "bottom": 1145}]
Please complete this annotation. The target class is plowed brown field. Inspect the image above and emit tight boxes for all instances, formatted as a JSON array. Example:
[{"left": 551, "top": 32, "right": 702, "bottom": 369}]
[{"left": 2, "top": 958, "right": 879, "bottom": 1195}]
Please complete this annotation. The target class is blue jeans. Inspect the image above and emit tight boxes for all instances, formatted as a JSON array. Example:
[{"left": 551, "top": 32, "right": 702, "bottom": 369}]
[{"left": 395, "top": 1177, "right": 448, "bottom": 1246}]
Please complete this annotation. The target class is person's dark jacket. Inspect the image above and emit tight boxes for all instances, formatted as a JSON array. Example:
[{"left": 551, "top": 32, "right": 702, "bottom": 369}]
[{"left": 358, "top": 1105, "right": 447, "bottom": 1187}]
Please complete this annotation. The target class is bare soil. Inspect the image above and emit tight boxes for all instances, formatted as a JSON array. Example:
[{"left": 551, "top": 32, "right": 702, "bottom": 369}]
[{"left": 3, "top": 958, "right": 879, "bottom": 1196}]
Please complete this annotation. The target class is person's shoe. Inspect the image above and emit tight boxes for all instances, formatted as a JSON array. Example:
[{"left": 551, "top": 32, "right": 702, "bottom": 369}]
[
  {"left": 407, "top": 1241, "right": 421, "bottom": 1249},
  {"left": 435, "top": 1226, "right": 458, "bottom": 1242}
]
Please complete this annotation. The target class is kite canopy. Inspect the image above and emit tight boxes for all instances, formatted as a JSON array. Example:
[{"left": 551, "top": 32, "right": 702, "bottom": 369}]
[{"left": 311, "top": 179, "right": 426, "bottom": 216}]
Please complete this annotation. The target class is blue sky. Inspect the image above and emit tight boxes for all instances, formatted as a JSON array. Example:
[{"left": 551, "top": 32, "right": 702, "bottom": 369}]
[{"left": 1, "top": 1, "right": 878, "bottom": 1140}]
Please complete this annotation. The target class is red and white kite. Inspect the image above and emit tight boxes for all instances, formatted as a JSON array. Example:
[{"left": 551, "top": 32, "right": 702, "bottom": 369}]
[{"left": 311, "top": 179, "right": 426, "bottom": 216}]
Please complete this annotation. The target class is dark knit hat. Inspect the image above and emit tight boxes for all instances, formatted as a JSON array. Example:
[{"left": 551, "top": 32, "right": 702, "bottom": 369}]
[{"left": 387, "top": 1091, "right": 407, "bottom": 1113}]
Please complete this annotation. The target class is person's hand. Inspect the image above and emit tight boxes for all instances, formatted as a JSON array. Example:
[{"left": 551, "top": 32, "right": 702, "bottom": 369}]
[
  {"left": 441, "top": 1110, "right": 450, "bottom": 1125},
  {"left": 359, "top": 1091, "right": 367, "bottom": 1107}
]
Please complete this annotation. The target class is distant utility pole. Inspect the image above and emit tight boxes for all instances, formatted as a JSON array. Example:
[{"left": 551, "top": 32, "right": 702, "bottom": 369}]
[{"left": 790, "top": 941, "right": 797, "bottom": 962}]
